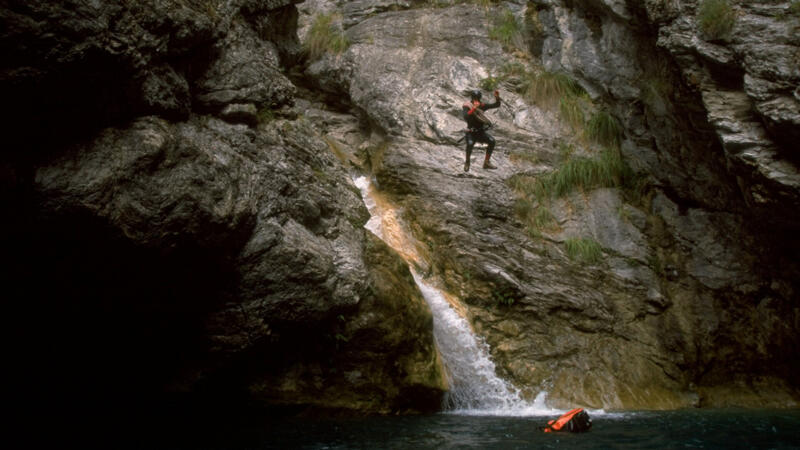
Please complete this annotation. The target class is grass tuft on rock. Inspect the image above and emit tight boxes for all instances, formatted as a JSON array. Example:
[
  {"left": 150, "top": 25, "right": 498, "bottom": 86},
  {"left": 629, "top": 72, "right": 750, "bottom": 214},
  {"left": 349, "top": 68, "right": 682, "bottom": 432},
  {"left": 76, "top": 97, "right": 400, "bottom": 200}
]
[
  {"left": 257, "top": 107, "right": 275, "bottom": 124},
  {"left": 697, "top": 0, "right": 737, "bottom": 40},
  {"left": 532, "top": 148, "right": 628, "bottom": 200},
  {"left": 304, "top": 13, "right": 349, "bottom": 60},
  {"left": 559, "top": 96, "right": 585, "bottom": 131},
  {"left": 564, "top": 237, "right": 603, "bottom": 264},
  {"left": 508, "top": 147, "right": 636, "bottom": 239},
  {"left": 489, "top": 8, "right": 524, "bottom": 51},
  {"left": 521, "top": 70, "right": 585, "bottom": 107},
  {"left": 585, "top": 111, "right": 622, "bottom": 148}
]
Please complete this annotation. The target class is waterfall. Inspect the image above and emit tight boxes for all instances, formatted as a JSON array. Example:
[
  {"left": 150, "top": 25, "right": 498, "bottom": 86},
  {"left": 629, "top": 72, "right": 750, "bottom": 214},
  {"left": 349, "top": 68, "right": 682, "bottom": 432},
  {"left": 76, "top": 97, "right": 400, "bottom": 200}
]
[{"left": 353, "top": 175, "right": 555, "bottom": 416}]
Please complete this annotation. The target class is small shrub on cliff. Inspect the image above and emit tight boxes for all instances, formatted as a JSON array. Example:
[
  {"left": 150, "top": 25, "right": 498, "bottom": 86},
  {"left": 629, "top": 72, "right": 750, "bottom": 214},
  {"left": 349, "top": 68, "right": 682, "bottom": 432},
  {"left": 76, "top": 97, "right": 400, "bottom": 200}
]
[
  {"left": 492, "top": 288, "right": 517, "bottom": 307},
  {"left": 697, "top": 0, "right": 737, "bottom": 40},
  {"left": 480, "top": 71, "right": 500, "bottom": 91},
  {"left": 564, "top": 237, "right": 603, "bottom": 264},
  {"left": 304, "top": 13, "right": 349, "bottom": 60}
]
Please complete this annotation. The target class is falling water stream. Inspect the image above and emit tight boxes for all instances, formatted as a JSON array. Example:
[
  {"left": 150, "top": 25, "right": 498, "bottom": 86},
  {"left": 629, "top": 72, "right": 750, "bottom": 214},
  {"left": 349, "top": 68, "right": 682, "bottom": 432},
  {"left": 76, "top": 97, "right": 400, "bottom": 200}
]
[{"left": 353, "top": 175, "right": 554, "bottom": 416}]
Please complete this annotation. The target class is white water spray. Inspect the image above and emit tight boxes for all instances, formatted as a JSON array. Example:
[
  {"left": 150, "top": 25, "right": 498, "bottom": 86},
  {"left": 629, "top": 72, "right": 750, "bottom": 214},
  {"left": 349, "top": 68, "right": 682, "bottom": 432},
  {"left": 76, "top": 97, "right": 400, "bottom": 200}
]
[{"left": 353, "top": 175, "right": 557, "bottom": 416}]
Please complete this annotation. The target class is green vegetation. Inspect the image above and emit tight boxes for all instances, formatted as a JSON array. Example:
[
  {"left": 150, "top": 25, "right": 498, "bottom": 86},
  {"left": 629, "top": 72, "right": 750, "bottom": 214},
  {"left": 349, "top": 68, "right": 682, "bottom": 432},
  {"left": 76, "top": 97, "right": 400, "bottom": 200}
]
[
  {"left": 531, "top": 148, "right": 628, "bottom": 200},
  {"left": 520, "top": 70, "right": 585, "bottom": 107},
  {"left": 509, "top": 176, "right": 551, "bottom": 238},
  {"left": 559, "top": 96, "right": 585, "bottom": 131},
  {"left": 489, "top": 8, "right": 524, "bottom": 50},
  {"left": 509, "top": 174, "right": 557, "bottom": 238},
  {"left": 792, "top": 1, "right": 800, "bottom": 16},
  {"left": 484, "top": 63, "right": 592, "bottom": 134},
  {"left": 585, "top": 111, "right": 622, "bottom": 148},
  {"left": 639, "top": 51, "right": 675, "bottom": 99},
  {"left": 513, "top": 196, "right": 533, "bottom": 220},
  {"left": 509, "top": 148, "right": 538, "bottom": 165},
  {"left": 499, "top": 61, "right": 527, "bottom": 78},
  {"left": 480, "top": 71, "right": 500, "bottom": 91},
  {"left": 492, "top": 288, "right": 516, "bottom": 307},
  {"left": 558, "top": 141, "right": 575, "bottom": 162},
  {"left": 508, "top": 174, "right": 538, "bottom": 199},
  {"left": 508, "top": 145, "right": 634, "bottom": 239},
  {"left": 257, "top": 107, "right": 275, "bottom": 124},
  {"left": 697, "top": 0, "right": 736, "bottom": 40},
  {"left": 621, "top": 172, "right": 651, "bottom": 205},
  {"left": 531, "top": 206, "right": 556, "bottom": 230},
  {"left": 477, "top": 62, "right": 526, "bottom": 97},
  {"left": 564, "top": 237, "right": 603, "bottom": 264},
  {"left": 647, "top": 252, "right": 664, "bottom": 276},
  {"left": 778, "top": 1, "right": 800, "bottom": 19},
  {"left": 304, "top": 13, "right": 349, "bottom": 60}
]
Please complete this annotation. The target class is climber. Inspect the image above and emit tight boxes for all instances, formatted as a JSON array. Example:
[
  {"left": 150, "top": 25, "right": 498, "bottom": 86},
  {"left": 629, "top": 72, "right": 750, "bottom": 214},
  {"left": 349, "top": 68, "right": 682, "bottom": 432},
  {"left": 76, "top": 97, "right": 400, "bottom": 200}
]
[
  {"left": 461, "top": 89, "right": 501, "bottom": 172},
  {"left": 541, "top": 408, "right": 592, "bottom": 433}
]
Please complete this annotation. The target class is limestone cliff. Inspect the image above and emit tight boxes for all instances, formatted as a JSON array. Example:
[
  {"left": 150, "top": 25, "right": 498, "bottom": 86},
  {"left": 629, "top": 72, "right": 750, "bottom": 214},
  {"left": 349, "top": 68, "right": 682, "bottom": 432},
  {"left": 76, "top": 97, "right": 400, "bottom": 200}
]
[
  {"left": 302, "top": 0, "right": 800, "bottom": 409},
  {"left": 2, "top": 0, "right": 798, "bottom": 417}
]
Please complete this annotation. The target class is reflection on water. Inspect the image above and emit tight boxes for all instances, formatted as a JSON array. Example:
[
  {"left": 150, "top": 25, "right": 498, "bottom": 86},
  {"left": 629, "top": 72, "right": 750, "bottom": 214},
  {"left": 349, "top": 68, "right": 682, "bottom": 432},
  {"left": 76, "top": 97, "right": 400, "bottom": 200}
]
[{"left": 125, "top": 409, "right": 800, "bottom": 449}]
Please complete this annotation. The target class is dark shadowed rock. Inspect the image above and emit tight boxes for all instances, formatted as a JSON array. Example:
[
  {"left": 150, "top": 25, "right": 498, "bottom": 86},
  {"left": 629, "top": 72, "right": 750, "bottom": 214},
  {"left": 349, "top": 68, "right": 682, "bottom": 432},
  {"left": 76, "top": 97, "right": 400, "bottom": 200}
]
[
  {"left": 195, "top": 20, "right": 296, "bottom": 111},
  {"left": 3, "top": 0, "right": 446, "bottom": 420}
]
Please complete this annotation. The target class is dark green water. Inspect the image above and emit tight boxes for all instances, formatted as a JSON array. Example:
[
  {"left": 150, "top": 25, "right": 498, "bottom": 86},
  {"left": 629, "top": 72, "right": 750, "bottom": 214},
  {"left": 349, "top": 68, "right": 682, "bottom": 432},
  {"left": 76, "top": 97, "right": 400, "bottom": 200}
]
[{"left": 118, "top": 409, "right": 800, "bottom": 449}]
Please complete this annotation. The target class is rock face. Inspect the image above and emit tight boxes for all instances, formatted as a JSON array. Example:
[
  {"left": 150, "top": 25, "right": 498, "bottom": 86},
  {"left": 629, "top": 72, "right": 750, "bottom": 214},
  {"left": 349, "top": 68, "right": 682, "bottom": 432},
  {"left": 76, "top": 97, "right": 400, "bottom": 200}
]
[
  {"left": 305, "top": 0, "right": 800, "bottom": 409},
  {"left": 2, "top": 0, "right": 445, "bottom": 419},
  {"left": 2, "top": 0, "right": 798, "bottom": 417}
]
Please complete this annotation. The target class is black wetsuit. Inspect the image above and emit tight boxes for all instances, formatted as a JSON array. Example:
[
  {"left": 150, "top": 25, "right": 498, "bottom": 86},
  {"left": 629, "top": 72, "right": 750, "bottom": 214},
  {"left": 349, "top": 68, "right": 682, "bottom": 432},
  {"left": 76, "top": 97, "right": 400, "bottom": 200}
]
[{"left": 462, "top": 97, "right": 500, "bottom": 170}]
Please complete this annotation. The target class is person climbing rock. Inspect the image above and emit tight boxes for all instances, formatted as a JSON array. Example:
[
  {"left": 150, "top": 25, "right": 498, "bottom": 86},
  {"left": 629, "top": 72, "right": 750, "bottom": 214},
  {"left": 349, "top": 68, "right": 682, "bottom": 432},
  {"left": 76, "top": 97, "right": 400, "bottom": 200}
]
[{"left": 462, "top": 89, "right": 501, "bottom": 172}]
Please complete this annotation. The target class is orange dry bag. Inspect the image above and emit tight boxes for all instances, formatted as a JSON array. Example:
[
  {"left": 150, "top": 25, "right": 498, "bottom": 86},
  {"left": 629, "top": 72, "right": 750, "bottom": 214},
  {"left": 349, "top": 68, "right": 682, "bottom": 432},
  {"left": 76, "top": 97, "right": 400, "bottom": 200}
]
[{"left": 542, "top": 408, "right": 592, "bottom": 433}]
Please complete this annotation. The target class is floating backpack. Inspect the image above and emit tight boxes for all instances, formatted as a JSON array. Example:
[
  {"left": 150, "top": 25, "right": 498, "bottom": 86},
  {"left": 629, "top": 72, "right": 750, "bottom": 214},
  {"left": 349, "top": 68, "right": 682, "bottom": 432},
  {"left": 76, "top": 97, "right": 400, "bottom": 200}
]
[{"left": 542, "top": 408, "right": 592, "bottom": 433}]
